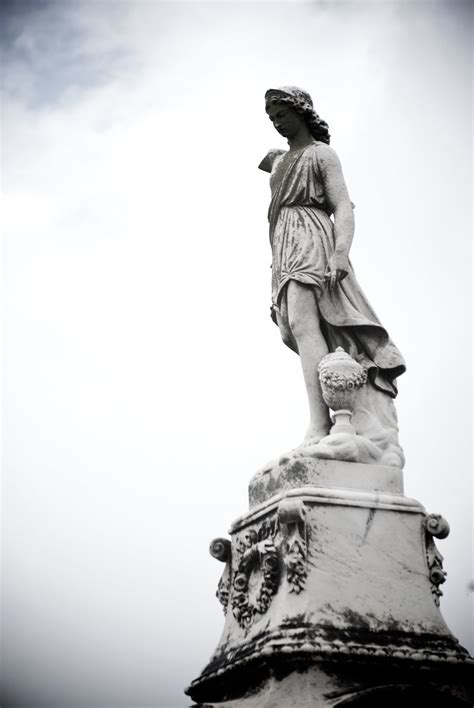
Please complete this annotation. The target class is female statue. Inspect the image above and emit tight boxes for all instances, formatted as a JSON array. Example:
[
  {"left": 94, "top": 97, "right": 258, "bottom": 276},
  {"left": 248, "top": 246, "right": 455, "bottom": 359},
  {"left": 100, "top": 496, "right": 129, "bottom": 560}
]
[{"left": 259, "top": 86, "right": 406, "bottom": 466}]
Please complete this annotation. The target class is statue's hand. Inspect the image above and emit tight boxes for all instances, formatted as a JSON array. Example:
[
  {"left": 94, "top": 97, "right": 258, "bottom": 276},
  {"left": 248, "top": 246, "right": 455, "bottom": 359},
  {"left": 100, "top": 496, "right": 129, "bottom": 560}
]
[{"left": 325, "top": 253, "right": 349, "bottom": 291}]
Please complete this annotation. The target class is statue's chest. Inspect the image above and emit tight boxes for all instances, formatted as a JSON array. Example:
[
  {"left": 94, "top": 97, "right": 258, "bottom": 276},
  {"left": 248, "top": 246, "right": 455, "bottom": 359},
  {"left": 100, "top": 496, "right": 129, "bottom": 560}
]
[{"left": 270, "top": 152, "right": 316, "bottom": 196}]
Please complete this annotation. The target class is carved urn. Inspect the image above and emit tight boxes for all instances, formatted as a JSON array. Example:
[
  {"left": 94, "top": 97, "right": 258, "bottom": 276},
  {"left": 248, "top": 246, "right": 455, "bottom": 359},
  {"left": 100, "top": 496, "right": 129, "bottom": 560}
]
[{"left": 318, "top": 347, "right": 367, "bottom": 435}]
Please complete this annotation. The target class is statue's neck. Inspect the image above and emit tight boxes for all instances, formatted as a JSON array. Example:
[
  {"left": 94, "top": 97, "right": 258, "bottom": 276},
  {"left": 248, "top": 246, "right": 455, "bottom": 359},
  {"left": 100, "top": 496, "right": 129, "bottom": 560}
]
[{"left": 287, "top": 126, "right": 314, "bottom": 152}]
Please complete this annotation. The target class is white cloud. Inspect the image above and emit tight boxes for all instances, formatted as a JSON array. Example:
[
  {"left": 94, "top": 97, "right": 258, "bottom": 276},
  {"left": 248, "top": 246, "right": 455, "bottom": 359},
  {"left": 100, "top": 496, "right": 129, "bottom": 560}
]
[{"left": 2, "top": 1, "right": 472, "bottom": 705}]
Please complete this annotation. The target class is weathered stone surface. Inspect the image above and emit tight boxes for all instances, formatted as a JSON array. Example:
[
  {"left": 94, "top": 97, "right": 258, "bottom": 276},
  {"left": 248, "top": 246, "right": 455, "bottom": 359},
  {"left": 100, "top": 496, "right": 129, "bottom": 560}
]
[
  {"left": 189, "top": 662, "right": 473, "bottom": 706},
  {"left": 249, "top": 457, "right": 403, "bottom": 508},
  {"left": 185, "top": 86, "right": 473, "bottom": 706},
  {"left": 186, "top": 466, "right": 472, "bottom": 704},
  {"left": 259, "top": 86, "right": 406, "bottom": 460},
  {"left": 318, "top": 348, "right": 367, "bottom": 435}
]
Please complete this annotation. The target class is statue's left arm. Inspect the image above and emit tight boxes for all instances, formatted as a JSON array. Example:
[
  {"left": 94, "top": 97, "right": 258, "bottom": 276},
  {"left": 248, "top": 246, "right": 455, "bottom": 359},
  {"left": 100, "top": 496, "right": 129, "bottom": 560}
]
[{"left": 316, "top": 144, "right": 355, "bottom": 290}]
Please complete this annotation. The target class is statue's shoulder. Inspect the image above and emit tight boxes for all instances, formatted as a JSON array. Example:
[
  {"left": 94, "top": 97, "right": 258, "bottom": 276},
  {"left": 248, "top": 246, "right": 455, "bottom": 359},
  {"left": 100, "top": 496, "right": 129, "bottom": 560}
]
[
  {"left": 313, "top": 141, "right": 341, "bottom": 168},
  {"left": 313, "top": 141, "right": 337, "bottom": 157},
  {"left": 258, "top": 148, "right": 287, "bottom": 173}
]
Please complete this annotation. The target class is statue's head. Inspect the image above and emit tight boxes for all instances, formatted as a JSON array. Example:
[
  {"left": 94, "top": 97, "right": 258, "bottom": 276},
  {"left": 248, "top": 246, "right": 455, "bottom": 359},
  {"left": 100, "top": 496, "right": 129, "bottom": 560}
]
[{"left": 265, "top": 86, "right": 330, "bottom": 144}]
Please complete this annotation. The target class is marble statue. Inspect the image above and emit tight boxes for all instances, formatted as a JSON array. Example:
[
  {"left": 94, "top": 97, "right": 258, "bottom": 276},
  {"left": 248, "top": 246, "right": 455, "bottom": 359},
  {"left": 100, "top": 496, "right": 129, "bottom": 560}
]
[
  {"left": 259, "top": 86, "right": 406, "bottom": 468},
  {"left": 186, "top": 85, "right": 474, "bottom": 708}
]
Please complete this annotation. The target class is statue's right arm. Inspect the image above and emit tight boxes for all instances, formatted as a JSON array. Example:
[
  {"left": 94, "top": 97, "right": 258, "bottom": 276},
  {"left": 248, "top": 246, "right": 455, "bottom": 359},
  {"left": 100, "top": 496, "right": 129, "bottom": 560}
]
[{"left": 258, "top": 149, "right": 286, "bottom": 173}]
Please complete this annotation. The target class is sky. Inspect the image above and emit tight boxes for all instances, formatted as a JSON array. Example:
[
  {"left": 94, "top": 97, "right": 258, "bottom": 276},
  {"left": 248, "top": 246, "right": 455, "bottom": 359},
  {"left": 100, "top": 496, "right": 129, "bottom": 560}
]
[{"left": 1, "top": 1, "right": 473, "bottom": 706}]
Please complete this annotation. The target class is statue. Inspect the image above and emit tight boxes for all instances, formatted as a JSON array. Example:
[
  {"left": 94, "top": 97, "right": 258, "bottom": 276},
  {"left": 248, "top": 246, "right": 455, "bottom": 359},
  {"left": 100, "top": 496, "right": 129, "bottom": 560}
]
[
  {"left": 186, "top": 85, "right": 473, "bottom": 708},
  {"left": 259, "top": 86, "right": 406, "bottom": 467}
]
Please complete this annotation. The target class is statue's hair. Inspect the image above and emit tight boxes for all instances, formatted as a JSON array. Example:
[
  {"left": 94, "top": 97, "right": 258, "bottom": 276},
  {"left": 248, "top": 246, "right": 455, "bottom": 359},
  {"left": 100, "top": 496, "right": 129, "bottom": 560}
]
[{"left": 265, "top": 89, "right": 331, "bottom": 145}]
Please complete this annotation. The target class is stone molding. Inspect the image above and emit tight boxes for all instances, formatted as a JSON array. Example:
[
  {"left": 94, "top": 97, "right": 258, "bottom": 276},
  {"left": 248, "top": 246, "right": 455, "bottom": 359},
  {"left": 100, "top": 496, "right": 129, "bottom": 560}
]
[
  {"left": 187, "top": 625, "right": 472, "bottom": 696},
  {"left": 249, "top": 458, "right": 404, "bottom": 508},
  {"left": 233, "top": 486, "right": 423, "bottom": 533}
]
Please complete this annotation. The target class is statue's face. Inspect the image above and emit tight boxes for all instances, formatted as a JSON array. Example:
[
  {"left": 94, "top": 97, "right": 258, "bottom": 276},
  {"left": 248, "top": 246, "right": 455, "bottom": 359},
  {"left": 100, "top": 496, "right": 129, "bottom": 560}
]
[{"left": 266, "top": 102, "right": 306, "bottom": 139}]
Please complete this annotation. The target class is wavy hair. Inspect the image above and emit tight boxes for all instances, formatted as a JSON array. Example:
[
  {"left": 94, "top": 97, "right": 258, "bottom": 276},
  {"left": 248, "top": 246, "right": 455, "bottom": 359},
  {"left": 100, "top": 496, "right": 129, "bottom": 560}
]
[{"left": 265, "top": 87, "right": 331, "bottom": 145}]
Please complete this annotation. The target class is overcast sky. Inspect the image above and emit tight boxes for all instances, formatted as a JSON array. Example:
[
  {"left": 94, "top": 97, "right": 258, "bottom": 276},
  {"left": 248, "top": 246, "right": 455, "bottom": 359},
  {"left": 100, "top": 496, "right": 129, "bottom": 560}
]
[{"left": 2, "top": 1, "right": 473, "bottom": 706}]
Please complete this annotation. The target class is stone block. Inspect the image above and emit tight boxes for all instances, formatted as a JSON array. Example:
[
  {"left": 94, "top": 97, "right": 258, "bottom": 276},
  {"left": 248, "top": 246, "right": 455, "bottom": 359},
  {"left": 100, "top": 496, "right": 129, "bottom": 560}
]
[{"left": 186, "top": 461, "right": 473, "bottom": 705}]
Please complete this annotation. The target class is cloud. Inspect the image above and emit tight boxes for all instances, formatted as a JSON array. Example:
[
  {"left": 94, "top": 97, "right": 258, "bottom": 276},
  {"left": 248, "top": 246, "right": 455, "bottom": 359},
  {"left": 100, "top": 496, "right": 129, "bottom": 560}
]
[
  {"left": 2, "top": 1, "right": 472, "bottom": 706},
  {"left": 1, "top": 0, "right": 138, "bottom": 109}
]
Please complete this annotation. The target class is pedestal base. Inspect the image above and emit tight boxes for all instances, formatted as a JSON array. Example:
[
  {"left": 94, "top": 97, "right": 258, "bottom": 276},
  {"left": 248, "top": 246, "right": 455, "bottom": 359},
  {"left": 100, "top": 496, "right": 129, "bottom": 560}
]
[
  {"left": 190, "top": 662, "right": 472, "bottom": 707},
  {"left": 186, "top": 459, "right": 473, "bottom": 705}
]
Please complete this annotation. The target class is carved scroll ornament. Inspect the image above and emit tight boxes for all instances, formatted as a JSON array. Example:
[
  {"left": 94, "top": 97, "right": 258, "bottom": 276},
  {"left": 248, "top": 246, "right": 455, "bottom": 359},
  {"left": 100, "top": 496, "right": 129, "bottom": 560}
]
[
  {"left": 210, "top": 538, "right": 232, "bottom": 613},
  {"left": 424, "top": 513, "right": 450, "bottom": 606}
]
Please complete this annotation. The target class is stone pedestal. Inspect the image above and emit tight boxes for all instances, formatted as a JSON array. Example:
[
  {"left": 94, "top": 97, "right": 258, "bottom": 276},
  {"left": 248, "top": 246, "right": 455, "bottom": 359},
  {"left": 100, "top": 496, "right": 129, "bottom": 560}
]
[{"left": 186, "top": 458, "right": 473, "bottom": 706}]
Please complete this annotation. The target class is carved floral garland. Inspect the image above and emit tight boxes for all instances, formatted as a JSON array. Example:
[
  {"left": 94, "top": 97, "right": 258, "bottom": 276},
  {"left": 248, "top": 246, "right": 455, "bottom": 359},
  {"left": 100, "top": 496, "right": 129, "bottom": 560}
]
[
  {"left": 285, "top": 534, "right": 307, "bottom": 594},
  {"left": 216, "top": 568, "right": 231, "bottom": 613},
  {"left": 231, "top": 520, "right": 279, "bottom": 629},
  {"left": 211, "top": 506, "right": 309, "bottom": 624},
  {"left": 278, "top": 499, "right": 308, "bottom": 594}
]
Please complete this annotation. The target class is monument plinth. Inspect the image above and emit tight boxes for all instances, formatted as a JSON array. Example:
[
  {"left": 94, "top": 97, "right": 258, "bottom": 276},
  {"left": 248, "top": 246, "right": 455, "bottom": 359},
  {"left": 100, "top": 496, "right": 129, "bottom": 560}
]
[
  {"left": 186, "top": 458, "right": 472, "bottom": 706},
  {"left": 185, "top": 86, "right": 473, "bottom": 705}
]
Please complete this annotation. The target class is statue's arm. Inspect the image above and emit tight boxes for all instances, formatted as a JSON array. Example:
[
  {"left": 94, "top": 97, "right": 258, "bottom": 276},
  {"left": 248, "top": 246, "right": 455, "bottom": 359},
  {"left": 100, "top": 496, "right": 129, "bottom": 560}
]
[
  {"left": 316, "top": 144, "right": 355, "bottom": 281},
  {"left": 258, "top": 148, "right": 286, "bottom": 173}
]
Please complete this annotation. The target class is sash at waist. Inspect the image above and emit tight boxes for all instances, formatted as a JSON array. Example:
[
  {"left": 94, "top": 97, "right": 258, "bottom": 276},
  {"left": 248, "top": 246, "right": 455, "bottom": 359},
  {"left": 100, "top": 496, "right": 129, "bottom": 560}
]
[
  {"left": 276, "top": 202, "right": 354, "bottom": 214},
  {"left": 272, "top": 203, "right": 332, "bottom": 220}
]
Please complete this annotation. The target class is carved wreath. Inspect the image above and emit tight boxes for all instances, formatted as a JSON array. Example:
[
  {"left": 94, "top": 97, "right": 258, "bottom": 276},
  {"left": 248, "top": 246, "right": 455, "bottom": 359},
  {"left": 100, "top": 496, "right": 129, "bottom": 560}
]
[{"left": 231, "top": 522, "right": 279, "bottom": 629}]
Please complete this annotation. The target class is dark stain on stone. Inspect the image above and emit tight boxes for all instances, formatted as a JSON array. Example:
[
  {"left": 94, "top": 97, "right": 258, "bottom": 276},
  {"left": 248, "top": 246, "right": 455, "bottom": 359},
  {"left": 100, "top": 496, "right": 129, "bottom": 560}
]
[
  {"left": 362, "top": 508, "right": 375, "bottom": 543},
  {"left": 340, "top": 608, "right": 373, "bottom": 631},
  {"left": 286, "top": 460, "right": 310, "bottom": 485},
  {"left": 187, "top": 621, "right": 471, "bottom": 704},
  {"left": 281, "top": 612, "right": 310, "bottom": 629},
  {"left": 250, "top": 460, "right": 314, "bottom": 506}
]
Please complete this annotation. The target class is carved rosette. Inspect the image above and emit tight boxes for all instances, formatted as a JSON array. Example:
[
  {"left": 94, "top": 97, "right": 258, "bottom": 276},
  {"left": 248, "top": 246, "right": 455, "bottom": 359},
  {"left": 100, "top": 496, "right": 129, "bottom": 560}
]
[
  {"left": 318, "top": 347, "right": 367, "bottom": 435},
  {"left": 231, "top": 519, "right": 279, "bottom": 629},
  {"left": 278, "top": 499, "right": 307, "bottom": 594},
  {"left": 424, "top": 514, "right": 450, "bottom": 606},
  {"left": 209, "top": 538, "right": 232, "bottom": 614}
]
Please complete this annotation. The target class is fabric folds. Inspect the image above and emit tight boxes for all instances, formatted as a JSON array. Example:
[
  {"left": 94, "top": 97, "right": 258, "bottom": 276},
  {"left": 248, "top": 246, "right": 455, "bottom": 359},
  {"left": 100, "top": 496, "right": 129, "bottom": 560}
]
[{"left": 264, "top": 141, "right": 406, "bottom": 398}]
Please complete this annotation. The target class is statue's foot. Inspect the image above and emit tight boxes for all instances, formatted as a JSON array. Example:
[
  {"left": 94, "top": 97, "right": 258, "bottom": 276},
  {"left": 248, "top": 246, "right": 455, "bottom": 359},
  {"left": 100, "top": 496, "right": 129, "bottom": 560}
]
[
  {"left": 276, "top": 428, "right": 329, "bottom": 464},
  {"left": 301, "top": 424, "right": 330, "bottom": 448},
  {"left": 279, "top": 429, "right": 328, "bottom": 465}
]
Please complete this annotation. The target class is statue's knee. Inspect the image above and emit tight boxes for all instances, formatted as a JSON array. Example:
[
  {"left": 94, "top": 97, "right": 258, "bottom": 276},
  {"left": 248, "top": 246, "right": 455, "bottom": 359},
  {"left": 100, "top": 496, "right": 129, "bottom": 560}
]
[
  {"left": 280, "top": 325, "right": 294, "bottom": 349},
  {"left": 288, "top": 313, "right": 307, "bottom": 340}
]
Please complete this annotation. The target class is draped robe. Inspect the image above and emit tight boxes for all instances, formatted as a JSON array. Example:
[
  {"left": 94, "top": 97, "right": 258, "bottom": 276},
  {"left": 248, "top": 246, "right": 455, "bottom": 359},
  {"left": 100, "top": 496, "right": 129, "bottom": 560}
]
[{"left": 260, "top": 141, "right": 406, "bottom": 398}]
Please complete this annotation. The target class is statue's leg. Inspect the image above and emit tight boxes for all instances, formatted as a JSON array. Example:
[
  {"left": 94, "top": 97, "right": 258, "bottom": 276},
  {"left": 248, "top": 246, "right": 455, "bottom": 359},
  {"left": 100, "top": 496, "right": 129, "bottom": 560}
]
[
  {"left": 275, "top": 297, "right": 296, "bottom": 351},
  {"left": 286, "top": 280, "right": 331, "bottom": 445}
]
